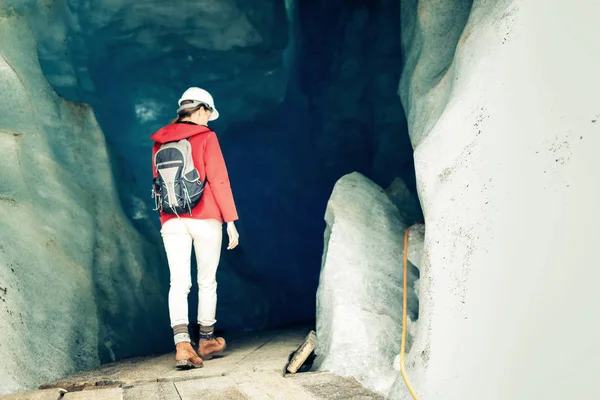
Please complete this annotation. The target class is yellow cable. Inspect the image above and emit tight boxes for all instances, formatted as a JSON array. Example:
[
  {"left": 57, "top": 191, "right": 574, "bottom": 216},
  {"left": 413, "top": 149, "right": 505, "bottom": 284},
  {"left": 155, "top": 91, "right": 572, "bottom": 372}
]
[{"left": 401, "top": 225, "right": 419, "bottom": 399}]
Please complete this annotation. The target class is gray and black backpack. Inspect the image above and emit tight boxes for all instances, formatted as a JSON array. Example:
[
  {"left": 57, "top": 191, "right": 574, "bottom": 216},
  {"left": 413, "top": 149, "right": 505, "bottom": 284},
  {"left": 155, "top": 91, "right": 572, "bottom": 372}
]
[{"left": 152, "top": 139, "right": 207, "bottom": 215}]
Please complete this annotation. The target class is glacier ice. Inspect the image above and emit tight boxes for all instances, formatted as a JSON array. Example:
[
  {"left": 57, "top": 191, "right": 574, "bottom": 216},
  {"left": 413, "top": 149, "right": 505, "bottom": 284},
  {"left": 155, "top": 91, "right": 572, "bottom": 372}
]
[
  {"left": 313, "top": 173, "right": 423, "bottom": 395},
  {"left": 0, "top": 13, "right": 172, "bottom": 394},
  {"left": 386, "top": 177, "right": 424, "bottom": 226},
  {"left": 389, "top": 0, "right": 600, "bottom": 399}
]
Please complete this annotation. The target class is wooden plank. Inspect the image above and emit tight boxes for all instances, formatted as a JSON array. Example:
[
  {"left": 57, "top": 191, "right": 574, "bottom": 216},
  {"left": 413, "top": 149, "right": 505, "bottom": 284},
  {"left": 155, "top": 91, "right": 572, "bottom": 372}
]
[
  {"left": 39, "top": 381, "right": 122, "bottom": 393},
  {"left": 290, "top": 372, "right": 386, "bottom": 400},
  {"left": 63, "top": 388, "right": 123, "bottom": 400},
  {"left": 39, "top": 382, "right": 88, "bottom": 392},
  {"left": 227, "top": 330, "right": 306, "bottom": 376},
  {"left": 0, "top": 388, "right": 65, "bottom": 400},
  {"left": 38, "top": 355, "right": 172, "bottom": 391},
  {"left": 174, "top": 376, "right": 248, "bottom": 400},
  {"left": 285, "top": 331, "right": 317, "bottom": 374},
  {"left": 234, "top": 372, "right": 317, "bottom": 400},
  {"left": 83, "top": 385, "right": 122, "bottom": 391},
  {"left": 123, "top": 382, "right": 181, "bottom": 400},
  {"left": 160, "top": 331, "right": 280, "bottom": 383}
]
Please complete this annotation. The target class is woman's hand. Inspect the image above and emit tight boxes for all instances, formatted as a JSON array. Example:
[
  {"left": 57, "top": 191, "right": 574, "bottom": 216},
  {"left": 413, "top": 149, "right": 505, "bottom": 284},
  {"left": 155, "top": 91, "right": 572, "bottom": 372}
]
[{"left": 226, "top": 221, "right": 239, "bottom": 250}]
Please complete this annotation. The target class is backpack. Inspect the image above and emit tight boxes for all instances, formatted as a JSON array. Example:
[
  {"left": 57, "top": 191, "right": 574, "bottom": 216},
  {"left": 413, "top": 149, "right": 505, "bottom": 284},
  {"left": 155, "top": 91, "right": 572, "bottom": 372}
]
[{"left": 152, "top": 139, "right": 207, "bottom": 216}]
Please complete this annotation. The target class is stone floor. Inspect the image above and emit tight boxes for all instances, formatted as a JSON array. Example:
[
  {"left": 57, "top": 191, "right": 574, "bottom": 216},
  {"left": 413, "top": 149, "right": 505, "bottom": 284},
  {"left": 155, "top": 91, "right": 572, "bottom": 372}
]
[{"left": 1, "top": 329, "right": 384, "bottom": 400}]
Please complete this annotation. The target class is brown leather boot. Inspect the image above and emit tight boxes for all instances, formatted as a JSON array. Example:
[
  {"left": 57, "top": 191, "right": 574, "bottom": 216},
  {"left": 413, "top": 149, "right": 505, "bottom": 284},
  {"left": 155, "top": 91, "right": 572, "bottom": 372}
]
[
  {"left": 175, "top": 342, "right": 203, "bottom": 369},
  {"left": 197, "top": 337, "right": 226, "bottom": 360}
]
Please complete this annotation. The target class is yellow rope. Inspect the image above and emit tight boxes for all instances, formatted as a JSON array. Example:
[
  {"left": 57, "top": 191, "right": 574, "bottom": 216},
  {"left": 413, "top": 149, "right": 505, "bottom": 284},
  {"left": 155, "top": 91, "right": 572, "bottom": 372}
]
[{"left": 401, "top": 225, "right": 419, "bottom": 399}]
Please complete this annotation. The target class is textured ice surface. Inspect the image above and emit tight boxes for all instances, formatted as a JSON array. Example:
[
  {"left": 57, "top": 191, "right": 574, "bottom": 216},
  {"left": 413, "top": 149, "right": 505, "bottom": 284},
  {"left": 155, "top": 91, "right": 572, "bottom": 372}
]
[
  {"left": 390, "top": 0, "right": 600, "bottom": 399},
  {"left": 313, "top": 173, "right": 422, "bottom": 395},
  {"left": 0, "top": 12, "right": 171, "bottom": 394},
  {"left": 406, "top": 223, "right": 425, "bottom": 271},
  {"left": 386, "top": 178, "right": 424, "bottom": 226}
]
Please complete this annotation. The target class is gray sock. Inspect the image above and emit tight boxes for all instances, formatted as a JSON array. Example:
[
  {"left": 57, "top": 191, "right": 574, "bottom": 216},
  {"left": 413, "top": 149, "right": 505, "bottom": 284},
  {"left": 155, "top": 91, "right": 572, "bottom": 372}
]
[
  {"left": 173, "top": 324, "right": 190, "bottom": 345},
  {"left": 199, "top": 325, "right": 215, "bottom": 341}
]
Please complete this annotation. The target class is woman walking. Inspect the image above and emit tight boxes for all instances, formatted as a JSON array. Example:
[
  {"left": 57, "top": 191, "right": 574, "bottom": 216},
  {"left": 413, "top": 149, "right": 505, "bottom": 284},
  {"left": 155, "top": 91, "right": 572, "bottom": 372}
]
[{"left": 151, "top": 87, "right": 239, "bottom": 368}]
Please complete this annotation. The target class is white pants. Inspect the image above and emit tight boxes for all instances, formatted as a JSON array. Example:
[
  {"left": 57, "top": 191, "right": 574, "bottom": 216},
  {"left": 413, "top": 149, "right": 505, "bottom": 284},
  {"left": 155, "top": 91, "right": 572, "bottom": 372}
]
[{"left": 161, "top": 218, "right": 223, "bottom": 328}]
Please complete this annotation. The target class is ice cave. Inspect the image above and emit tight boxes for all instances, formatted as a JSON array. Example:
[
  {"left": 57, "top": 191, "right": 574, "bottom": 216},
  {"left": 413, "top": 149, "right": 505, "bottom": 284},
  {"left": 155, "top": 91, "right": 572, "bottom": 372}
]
[{"left": 0, "top": 0, "right": 599, "bottom": 399}]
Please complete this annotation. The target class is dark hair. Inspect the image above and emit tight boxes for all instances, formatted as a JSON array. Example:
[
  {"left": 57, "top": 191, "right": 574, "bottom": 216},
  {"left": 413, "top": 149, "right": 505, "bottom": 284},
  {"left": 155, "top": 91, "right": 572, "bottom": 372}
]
[{"left": 170, "top": 100, "right": 211, "bottom": 124}]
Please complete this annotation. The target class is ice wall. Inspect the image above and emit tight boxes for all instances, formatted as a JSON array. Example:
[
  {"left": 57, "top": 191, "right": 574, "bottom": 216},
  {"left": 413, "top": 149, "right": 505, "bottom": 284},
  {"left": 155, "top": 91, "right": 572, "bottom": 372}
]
[
  {"left": 0, "top": 9, "right": 172, "bottom": 394},
  {"left": 391, "top": 0, "right": 600, "bottom": 398}
]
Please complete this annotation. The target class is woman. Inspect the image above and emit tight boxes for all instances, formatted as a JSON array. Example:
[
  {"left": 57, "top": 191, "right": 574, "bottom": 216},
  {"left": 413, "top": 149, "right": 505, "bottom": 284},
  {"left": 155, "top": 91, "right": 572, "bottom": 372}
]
[{"left": 151, "top": 87, "right": 239, "bottom": 368}]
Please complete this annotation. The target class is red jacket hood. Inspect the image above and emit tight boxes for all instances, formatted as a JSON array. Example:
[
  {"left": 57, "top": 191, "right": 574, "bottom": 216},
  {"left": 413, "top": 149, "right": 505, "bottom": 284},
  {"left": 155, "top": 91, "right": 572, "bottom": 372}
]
[{"left": 150, "top": 123, "right": 213, "bottom": 144}]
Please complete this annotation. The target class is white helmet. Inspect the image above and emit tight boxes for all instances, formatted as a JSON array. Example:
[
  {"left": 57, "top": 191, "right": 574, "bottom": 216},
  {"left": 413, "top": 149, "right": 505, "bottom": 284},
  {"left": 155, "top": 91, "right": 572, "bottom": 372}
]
[{"left": 177, "top": 87, "right": 219, "bottom": 121}]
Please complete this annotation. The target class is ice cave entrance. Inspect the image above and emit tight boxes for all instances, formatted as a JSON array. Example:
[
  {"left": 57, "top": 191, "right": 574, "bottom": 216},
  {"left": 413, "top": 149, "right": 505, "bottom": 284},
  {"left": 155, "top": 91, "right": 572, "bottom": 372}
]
[
  {"left": 0, "top": 0, "right": 427, "bottom": 396},
  {"left": 34, "top": 0, "right": 422, "bottom": 336}
]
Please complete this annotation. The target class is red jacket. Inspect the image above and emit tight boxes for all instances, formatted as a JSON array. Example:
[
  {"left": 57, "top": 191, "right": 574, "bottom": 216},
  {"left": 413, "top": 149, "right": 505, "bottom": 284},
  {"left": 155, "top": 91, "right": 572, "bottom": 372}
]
[{"left": 151, "top": 123, "right": 239, "bottom": 225}]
